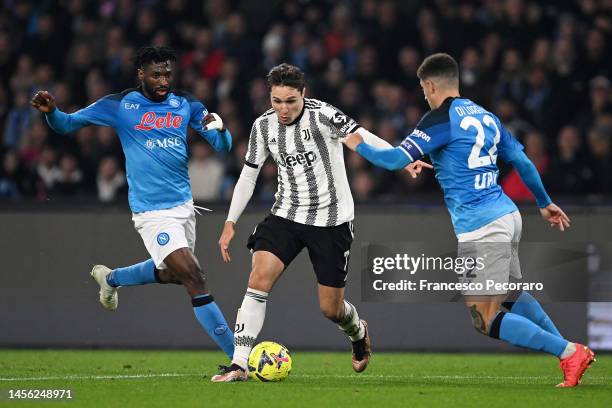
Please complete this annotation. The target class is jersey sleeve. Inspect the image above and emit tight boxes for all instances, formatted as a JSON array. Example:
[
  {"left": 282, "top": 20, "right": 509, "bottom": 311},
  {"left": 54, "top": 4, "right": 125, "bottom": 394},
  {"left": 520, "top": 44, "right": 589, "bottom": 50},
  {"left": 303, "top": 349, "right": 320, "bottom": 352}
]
[
  {"left": 244, "top": 120, "right": 269, "bottom": 168},
  {"left": 319, "top": 102, "right": 360, "bottom": 137},
  {"left": 497, "top": 123, "right": 525, "bottom": 162},
  {"left": 45, "top": 94, "right": 119, "bottom": 134},
  {"left": 184, "top": 93, "right": 231, "bottom": 152},
  {"left": 186, "top": 94, "right": 208, "bottom": 131},
  {"left": 399, "top": 108, "right": 451, "bottom": 161}
]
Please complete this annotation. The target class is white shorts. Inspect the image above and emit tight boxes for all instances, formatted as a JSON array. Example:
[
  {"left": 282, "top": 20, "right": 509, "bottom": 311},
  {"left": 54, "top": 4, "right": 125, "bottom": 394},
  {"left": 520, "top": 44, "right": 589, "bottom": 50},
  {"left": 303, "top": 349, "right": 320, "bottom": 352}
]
[
  {"left": 456, "top": 211, "right": 522, "bottom": 296},
  {"left": 132, "top": 200, "right": 196, "bottom": 269}
]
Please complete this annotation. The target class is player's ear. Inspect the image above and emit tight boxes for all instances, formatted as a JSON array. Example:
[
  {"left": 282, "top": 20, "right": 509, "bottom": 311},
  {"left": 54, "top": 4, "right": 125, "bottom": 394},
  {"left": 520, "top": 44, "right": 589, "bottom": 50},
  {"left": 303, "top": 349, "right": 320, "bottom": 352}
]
[
  {"left": 427, "top": 79, "right": 435, "bottom": 95},
  {"left": 301, "top": 87, "right": 306, "bottom": 98},
  {"left": 137, "top": 68, "right": 144, "bottom": 82}
]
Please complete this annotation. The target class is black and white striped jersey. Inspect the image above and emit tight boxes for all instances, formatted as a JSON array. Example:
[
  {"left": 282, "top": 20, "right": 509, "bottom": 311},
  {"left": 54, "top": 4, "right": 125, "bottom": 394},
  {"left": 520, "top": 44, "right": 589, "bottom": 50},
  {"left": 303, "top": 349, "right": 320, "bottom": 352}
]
[{"left": 245, "top": 98, "right": 360, "bottom": 227}]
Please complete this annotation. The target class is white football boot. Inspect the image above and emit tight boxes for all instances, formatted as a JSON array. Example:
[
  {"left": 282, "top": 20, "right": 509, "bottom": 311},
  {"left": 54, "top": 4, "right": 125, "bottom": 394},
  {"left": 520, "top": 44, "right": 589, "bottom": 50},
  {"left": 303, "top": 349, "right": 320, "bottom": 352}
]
[{"left": 90, "top": 265, "right": 118, "bottom": 311}]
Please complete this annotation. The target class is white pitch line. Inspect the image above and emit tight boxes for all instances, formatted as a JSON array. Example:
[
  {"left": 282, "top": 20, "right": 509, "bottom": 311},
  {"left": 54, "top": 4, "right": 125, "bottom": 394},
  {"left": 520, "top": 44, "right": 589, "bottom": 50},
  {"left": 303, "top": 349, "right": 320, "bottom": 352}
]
[
  {"left": 294, "top": 374, "right": 612, "bottom": 381},
  {"left": 0, "top": 373, "right": 202, "bottom": 382},
  {"left": 1, "top": 373, "right": 610, "bottom": 382}
]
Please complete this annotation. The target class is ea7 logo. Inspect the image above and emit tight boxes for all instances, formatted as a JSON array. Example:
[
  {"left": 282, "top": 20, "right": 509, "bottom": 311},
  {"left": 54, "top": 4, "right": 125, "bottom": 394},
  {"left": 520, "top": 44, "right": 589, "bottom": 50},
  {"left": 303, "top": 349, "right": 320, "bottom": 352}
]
[
  {"left": 124, "top": 103, "right": 140, "bottom": 109},
  {"left": 278, "top": 151, "right": 317, "bottom": 168}
]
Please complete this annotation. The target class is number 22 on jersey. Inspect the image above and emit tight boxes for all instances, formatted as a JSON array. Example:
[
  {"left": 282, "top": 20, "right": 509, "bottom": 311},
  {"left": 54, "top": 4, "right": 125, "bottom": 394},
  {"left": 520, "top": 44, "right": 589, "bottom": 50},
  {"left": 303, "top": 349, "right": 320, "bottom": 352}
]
[{"left": 460, "top": 115, "right": 501, "bottom": 190}]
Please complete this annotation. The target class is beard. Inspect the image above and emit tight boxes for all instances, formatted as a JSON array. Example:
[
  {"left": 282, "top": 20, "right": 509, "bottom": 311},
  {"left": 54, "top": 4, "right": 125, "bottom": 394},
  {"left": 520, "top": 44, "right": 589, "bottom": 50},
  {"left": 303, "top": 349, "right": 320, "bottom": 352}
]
[{"left": 143, "top": 83, "right": 171, "bottom": 102}]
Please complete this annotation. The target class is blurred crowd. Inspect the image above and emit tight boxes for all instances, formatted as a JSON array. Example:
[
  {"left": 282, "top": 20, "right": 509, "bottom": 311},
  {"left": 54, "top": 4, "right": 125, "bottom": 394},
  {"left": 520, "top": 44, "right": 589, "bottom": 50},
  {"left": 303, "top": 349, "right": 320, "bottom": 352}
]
[{"left": 0, "top": 0, "right": 611, "bottom": 205}]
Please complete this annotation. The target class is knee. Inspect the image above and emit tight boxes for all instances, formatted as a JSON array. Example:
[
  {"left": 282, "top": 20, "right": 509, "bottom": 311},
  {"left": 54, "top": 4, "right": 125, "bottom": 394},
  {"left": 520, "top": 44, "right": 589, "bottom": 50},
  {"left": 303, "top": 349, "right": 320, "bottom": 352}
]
[
  {"left": 177, "top": 262, "right": 205, "bottom": 287},
  {"left": 247, "top": 268, "right": 273, "bottom": 292},
  {"left": 320, "top": 301, "right": 344, "bottom": 322},
  {"left": 155, "top": 268, "right": 182, "bottom": 285}
]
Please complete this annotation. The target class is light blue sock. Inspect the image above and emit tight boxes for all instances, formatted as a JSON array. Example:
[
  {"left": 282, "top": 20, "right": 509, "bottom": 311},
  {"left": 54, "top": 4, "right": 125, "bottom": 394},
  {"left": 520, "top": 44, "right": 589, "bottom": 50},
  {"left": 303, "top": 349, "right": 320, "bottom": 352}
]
[
  {"left": 106, "top": 259, "right": 156, "bottom": 287},
  {"left": 504, "top": 291, "right": 562, "bottom": 337},
  {"left": 491, "top": 311, "right": 568, "bottom": 357},
  {"left": 192, "top": 294, "right": 234, "bottom": 359}
]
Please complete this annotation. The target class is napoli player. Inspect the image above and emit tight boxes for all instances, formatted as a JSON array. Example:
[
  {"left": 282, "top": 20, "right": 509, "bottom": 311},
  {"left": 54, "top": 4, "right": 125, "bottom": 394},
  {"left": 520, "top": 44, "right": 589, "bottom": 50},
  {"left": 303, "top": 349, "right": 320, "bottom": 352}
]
[
  {"left": 342, "top": 53, "right": 595, "bottom": 387},
  {"left": 30, "top": 46, "right": 235, "bottom": 360}
]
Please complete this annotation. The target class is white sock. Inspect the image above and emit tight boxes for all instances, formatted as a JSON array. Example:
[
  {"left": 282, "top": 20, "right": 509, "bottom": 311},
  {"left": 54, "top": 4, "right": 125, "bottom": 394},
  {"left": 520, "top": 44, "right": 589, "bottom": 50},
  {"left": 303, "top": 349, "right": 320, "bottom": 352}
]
[
  {"left": 232, "top": 288, "right": 268, "bottom": 369},
  {"left": 560, "top": 342, "right": 576, "bottom": 359},
  {"left": 337, "top": 300, "right": 365, "bottom": 342}
]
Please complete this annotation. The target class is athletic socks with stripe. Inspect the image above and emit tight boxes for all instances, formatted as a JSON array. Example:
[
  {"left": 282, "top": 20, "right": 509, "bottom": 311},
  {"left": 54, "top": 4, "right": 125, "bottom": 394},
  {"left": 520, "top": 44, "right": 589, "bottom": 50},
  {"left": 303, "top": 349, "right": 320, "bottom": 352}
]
[
  {"left": 192, "top": 294, "right": 235, "bottom": 359},
  {"left": 490, "top": 311, "right": 574, "bottom": 358},
  {"left": 337, "top": 300, "right": 366, "bottom": 341},
  {"left": 105, "top": 260, "right": 235, "bottom": 359},
  {"left": 502, "top": 290, "right": 562, "bottom": 337},
  {"left": 232, "top": 288, "right": 269, "bottom": 370}
]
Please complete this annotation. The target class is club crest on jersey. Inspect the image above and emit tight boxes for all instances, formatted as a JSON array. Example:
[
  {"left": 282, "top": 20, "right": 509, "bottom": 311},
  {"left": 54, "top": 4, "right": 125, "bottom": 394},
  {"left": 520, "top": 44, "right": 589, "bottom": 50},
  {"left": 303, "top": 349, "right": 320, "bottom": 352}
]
[
  {"left": 157, "top": 232, "right": 170, "bottom": 246},
  {"left": 135, "top": 112, "right": 183, "bottom": 130},
  {"left": 278, "top": 151, "right": 317, "bottom": 168},
  {"left": 301, "top": 128, "right": 312, "bottom": 141},
  {"left": 168, "top": 98, "right": 180, "bottom": 107}
]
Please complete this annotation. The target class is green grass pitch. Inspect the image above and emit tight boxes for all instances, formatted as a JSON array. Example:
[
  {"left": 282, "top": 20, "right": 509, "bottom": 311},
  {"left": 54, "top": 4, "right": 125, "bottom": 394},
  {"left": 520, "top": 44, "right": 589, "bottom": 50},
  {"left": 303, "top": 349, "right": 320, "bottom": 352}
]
[{"left": 0, "top": 350, "right": 609, "bottom": 407}]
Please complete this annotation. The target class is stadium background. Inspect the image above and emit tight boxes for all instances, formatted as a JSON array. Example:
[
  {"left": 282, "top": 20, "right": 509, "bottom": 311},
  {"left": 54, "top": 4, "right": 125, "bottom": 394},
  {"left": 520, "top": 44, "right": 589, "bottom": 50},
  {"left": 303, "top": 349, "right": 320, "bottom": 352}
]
[{"left": 0, "top": 0, "right": 611, "bottom": 352}]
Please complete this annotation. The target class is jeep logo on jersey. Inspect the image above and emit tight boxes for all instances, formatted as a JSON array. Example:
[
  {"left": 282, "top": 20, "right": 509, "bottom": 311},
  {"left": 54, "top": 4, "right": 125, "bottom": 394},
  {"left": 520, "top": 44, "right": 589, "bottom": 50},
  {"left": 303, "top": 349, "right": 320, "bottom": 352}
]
[
  {"left": 145, "top": 137, "right": 183, "bottom": 149},
  {"left": 278, "top": 151, "right": 317, "bottom": 168},
  {"left": 135, "top": 112, "right": 183, "bottom": 130}
]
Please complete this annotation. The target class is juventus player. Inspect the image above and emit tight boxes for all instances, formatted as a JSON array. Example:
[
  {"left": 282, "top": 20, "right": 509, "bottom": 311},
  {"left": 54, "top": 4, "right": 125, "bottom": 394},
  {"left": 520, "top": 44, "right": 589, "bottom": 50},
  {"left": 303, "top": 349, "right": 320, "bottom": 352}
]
[{"left": 211, "top": 63, "right": 430, "bottom": 382}]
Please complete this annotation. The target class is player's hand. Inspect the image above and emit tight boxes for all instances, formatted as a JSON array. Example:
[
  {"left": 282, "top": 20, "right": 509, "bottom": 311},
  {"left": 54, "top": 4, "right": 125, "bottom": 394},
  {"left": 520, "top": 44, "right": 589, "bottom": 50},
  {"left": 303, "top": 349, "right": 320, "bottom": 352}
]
[
  {"left": 29, "top": 91, "right": 56, "bottom": 113},
  {"left": 341, "top": 132, "right": 364, "bottom": 151},
  {"left": 203, "top": 112, "right": 225, "bottom": 131},
  {"left": 218, "top": 221, "right": 236, "bottom": 263},
  {"left": 404, "top": 160, "right": 433, "bottom": 178},
  {"left": 540, "top": 203, "right": 570, "bottom": 232}
]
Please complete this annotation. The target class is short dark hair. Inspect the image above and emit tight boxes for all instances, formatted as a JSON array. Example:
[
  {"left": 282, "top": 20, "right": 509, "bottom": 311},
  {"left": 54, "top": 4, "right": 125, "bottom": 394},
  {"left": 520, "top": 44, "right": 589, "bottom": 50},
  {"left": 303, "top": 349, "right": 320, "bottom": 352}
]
[
  {"left": 267, "top": 63, "right": 305, "bottom": 92},
  {"left": 417, "top": 53, "right": 459, "bottom": 86},
  {"left": 134, "top": 46, "right": 177, "bottom": 69}
]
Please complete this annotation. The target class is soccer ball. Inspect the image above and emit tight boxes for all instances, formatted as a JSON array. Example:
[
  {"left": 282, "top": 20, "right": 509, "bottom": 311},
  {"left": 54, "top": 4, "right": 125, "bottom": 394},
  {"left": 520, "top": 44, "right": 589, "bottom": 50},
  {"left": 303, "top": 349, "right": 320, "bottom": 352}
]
[{"left": 247, "top": 341, "right": 292, "bottom": 382}]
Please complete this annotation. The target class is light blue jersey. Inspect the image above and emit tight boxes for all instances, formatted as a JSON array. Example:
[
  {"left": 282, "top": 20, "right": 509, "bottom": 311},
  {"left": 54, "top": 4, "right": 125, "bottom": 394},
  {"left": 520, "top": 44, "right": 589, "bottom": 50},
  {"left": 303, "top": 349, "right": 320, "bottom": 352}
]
[
  {"left": 45, "top": 88, "right": 231, "bottom": 213},
  {"left": 400, "top": 97, "right": 524, "bottom": 234}
]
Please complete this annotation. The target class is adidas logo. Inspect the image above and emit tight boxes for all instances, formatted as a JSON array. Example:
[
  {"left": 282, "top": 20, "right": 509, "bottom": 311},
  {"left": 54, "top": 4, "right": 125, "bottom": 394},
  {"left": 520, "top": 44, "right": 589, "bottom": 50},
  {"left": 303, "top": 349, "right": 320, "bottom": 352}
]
[{"left": 269, "top": 138, "right": 277, "bottom": 144}]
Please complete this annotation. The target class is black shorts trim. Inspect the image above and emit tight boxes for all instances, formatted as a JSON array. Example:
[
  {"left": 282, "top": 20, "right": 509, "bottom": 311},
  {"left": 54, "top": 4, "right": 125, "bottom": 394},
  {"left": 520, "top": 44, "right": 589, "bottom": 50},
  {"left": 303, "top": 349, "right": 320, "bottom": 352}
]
[{"left": 247, "top": 215, "right": 354, "bottom": 288}]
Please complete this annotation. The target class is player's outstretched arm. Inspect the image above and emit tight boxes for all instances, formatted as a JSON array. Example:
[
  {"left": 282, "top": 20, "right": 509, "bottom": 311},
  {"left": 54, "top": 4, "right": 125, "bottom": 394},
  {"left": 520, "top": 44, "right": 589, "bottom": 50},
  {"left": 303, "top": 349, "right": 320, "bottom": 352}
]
[
  {"left": 342, "top": 133, "right": 414, "bottom": 171},
  {"left": 218, "top": 164, "right": 261, "bottom": 263},
  {"left": 505, "top": 149, "right": 570, "bottom": 231},
  {"left": 31, "top": 91, "right": 116, "bottom": 134},
  {"left": 351, "top": 128, "right": 432, "bottom": 178}
]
